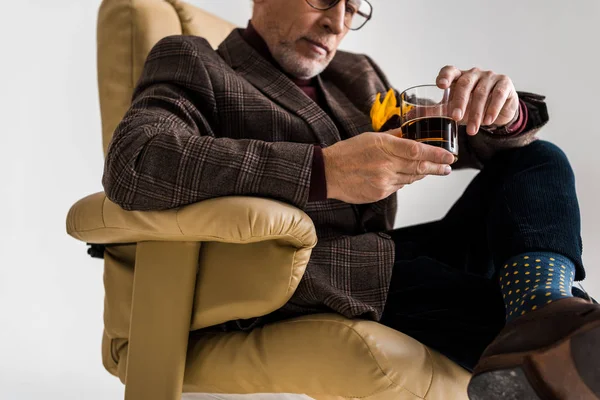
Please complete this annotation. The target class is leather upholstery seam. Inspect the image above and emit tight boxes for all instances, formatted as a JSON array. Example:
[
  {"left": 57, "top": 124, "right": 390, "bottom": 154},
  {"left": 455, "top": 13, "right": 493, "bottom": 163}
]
[
  {"left": 340, "top": 323, "right": 423, "bottom": 399},
  {"left": 69, "top": 226, "right": 307, "bottom": 245},
  {"left": 286, "top": 250, "right": 298, "bottom": 296},
  {"left": 109, "top": 337, "right": 120, "bottom": 365},
  {"left": 422, "top": 347, "right": 435, "bottom": 399},
  {"left": 101, "top": 196, "right": 107, "bottom": 227},
  {"left": 175, "top": 209, "right": 185, "bottom": 235},
  {"left": 272, "top": 318, "right": 425, "bottom": 399}
]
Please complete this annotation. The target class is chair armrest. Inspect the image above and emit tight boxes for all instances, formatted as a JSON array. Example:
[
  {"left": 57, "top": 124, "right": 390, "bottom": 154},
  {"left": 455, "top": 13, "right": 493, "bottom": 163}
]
[
  {"left": 67, "top": 192, "right": 318, "bottom": 329},
  {"left": 66, "top": 192, "right": 317, "bottom": 248}
]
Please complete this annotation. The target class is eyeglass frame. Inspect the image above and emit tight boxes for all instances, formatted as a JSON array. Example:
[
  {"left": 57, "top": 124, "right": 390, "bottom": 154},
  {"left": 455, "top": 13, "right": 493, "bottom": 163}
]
[{"left": 304, "top": 0, "right": 373, "bottom": 31}]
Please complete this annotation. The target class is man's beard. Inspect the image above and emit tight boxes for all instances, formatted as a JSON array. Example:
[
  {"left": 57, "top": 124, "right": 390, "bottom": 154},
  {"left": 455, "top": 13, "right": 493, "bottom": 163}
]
[{"left": 272, "top": 43, "right": 330, "bottom": 80}]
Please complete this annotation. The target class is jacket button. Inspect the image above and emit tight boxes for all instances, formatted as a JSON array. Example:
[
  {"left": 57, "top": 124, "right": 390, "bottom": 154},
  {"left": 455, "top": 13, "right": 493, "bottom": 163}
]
[{"left": 377, "top": 232, "right": 391, "bottom": 239}]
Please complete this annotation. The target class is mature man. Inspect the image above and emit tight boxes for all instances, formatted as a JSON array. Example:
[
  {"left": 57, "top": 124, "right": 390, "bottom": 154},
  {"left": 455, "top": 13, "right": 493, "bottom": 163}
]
[{"left": 102, "top": 0, "right": 599, "bottom": 398}]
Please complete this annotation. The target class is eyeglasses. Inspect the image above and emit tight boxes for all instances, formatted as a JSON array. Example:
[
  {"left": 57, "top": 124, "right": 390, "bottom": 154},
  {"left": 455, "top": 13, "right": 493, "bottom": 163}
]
[{"left": 305, "top": 0, "right": 373, "bottom": 31}]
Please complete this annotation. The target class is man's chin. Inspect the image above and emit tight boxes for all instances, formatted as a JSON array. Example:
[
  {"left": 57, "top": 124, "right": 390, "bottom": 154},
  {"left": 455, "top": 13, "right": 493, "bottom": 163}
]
[
  {"left": 291, "top": 58, "right": 329, "bottom": 78},
  {"left": 276, "top": 52, "right": 329, "bottom": 79}
]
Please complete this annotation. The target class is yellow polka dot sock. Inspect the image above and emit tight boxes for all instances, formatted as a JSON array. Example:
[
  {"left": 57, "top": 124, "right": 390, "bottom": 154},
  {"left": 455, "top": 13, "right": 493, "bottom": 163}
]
[{"left": 500, "top": 252, "right": 575, "bottom": 322}]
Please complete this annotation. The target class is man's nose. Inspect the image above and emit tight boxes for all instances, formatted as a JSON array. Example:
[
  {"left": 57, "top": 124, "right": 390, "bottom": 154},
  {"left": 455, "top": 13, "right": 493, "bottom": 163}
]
[{"left": 320, "top": 1, "right": 346, "bottom": 35}]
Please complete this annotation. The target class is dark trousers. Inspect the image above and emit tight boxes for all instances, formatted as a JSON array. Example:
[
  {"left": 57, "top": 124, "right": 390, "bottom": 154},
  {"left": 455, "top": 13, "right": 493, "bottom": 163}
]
[{"left": 380, "top": 140, "right": 586, "bottom": 371}]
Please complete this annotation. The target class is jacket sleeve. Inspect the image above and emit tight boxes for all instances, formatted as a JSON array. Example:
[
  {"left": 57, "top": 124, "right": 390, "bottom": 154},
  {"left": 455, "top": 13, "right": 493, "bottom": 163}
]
[
  {"left": 102, "top": 35, "right": 315, "bottom": 211},
  {"left": 453, "top": 91, "right": 549, "bottom": 170}
]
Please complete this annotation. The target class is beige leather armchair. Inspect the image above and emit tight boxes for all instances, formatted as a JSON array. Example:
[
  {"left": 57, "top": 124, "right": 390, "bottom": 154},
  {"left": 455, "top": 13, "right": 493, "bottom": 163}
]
[{"left": 66, "top": 1, "right": 471, "bottom": 399}]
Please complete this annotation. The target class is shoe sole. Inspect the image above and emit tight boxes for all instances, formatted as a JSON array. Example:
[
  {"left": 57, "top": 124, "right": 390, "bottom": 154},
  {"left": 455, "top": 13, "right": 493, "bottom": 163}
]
[{"left": 468, "top": 323, "right": 600, "bottom": 400}]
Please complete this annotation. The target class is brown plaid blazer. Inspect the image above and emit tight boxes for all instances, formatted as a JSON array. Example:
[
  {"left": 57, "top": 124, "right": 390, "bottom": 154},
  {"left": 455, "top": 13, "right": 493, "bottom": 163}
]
[{"left": 102, "top": 29, "right": 548, "bottom": 326}]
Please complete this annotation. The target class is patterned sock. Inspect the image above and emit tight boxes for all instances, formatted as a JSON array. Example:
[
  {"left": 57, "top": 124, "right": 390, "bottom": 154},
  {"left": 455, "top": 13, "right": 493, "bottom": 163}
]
[{"left": 500, "top": 252, "right": 575, "bottom": 322}]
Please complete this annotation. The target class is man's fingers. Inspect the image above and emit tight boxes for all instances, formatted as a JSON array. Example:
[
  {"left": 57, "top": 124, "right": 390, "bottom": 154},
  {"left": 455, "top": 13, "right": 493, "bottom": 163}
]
[
  {"left": 392, "top": 162, "right": 451, "bottom": 186},
  {"left": 395, "top": 139, "right": 455, "bottom": 165},
  {"left": 437, "top": 65, "right": 462, "bottom": 88},
  {"left": 404, "top": 159, "right": 452, "bottom": 177},
  {"left": 450, "top": 68, "right": 482, "bottom": 122},
  {"left": 483, "top": 77, "right": 513, "bottom": 126},
  {"left": 468, "top": 74, "right": 496, "bottom": 134}
]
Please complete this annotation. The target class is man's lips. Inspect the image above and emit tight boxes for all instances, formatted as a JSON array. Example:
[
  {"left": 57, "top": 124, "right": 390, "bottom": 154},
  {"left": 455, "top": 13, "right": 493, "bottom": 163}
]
[{"left": 303, "top": 38, "right": 330, "bottom": 54}]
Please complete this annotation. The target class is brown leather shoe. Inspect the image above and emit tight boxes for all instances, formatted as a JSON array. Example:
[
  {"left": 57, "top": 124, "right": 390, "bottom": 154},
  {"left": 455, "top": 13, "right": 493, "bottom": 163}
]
[{"left": 467, "top": 297, "right": 600, "bottom": 400}]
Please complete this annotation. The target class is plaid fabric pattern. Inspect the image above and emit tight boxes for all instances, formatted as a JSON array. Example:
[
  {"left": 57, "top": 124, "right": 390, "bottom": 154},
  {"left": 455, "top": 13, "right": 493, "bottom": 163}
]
[{"left": 103, "top": 29, "right": 548, "bottom": 323}]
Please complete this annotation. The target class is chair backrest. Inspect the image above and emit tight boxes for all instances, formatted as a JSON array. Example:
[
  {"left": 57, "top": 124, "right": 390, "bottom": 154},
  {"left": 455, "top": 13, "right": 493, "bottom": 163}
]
[{"left": 97, "top": 0, "right": 237, "bottom": 156}]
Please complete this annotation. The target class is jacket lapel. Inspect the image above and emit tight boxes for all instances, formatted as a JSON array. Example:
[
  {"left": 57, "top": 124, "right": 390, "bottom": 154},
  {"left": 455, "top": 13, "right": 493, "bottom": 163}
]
[
  {"left": 317, "top": 76, "right": 374, "bottom": 138},
  {"left": 217, "top": 29, "right": 341, "bottom": 146}
]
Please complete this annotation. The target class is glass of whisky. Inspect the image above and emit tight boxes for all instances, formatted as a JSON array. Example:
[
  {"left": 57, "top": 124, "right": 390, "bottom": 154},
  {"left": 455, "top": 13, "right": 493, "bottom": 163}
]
[{"left": 399, "top": 84, "right": 458, "bottom": 161}]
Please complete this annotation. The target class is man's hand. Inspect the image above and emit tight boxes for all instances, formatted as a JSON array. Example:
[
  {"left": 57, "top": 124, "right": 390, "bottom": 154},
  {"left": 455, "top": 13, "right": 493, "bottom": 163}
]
[
  {"left": 322, "top": 130, "right": 455, "bottom": 204},
  {"left": 436, "top": 66, "right": 520, "bottom": 136}
]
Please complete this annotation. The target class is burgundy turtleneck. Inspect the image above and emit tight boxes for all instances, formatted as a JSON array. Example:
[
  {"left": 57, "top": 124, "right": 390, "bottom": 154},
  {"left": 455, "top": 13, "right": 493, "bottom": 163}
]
[{"left": 242, "top": 21, "right": 328, "bottom": 202}]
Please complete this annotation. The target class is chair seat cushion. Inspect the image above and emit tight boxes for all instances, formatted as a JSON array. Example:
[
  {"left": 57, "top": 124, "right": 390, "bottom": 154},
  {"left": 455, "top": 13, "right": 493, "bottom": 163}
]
[{"left": 179, "top": 314, "right": 471, "bottom": 399}]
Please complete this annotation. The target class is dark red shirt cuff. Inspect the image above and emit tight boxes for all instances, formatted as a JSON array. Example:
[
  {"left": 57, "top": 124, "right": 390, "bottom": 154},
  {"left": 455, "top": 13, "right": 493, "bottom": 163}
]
[
  {"left": 506, "top": 98, "right": 529, "bottom": 135},
  {"left": 308, "top": 145, "right": 327, "bottom": 202},
  {"left": 486, "top": 99, "right": 528, "bottom": 136}
]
